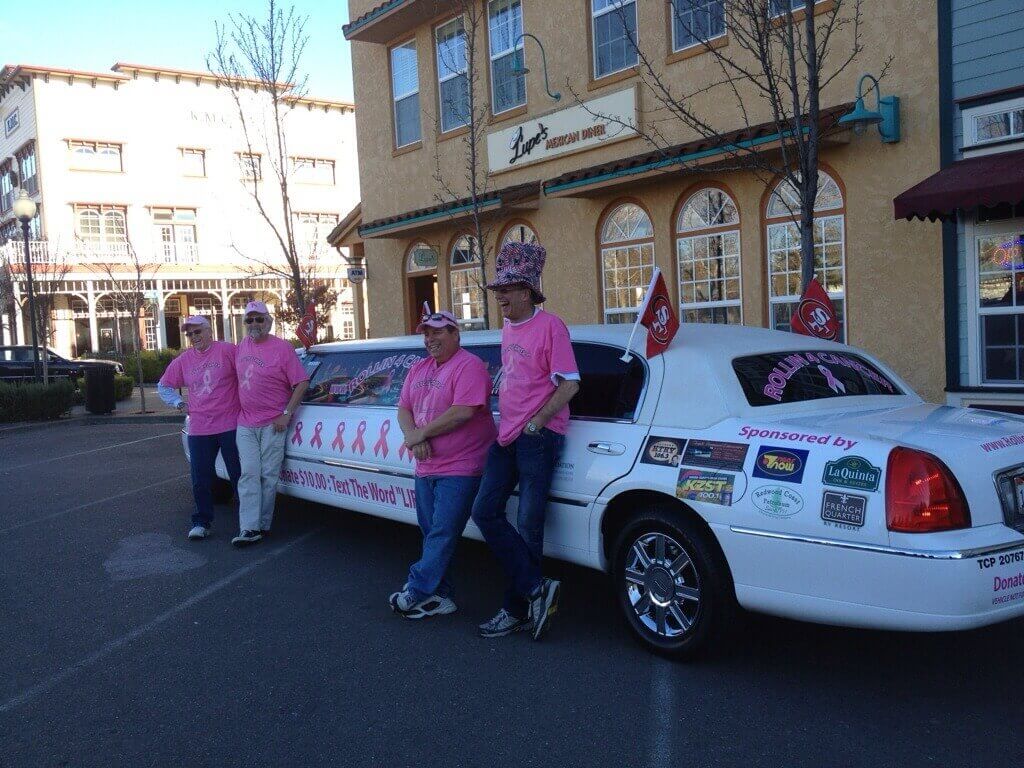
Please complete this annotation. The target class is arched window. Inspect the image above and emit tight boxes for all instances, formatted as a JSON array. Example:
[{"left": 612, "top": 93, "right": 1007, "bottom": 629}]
[
  {"left": 677, "top": 187, "right": 741, "bottom": 324},
  {"left": 449, "top": 234, "right": 485, "bottom": 330},
  {"left": 77, "top": 209, "right": 101, "bottom": 244},
  {"left": 600, "top": 202, "right": 655, "bottom": 324},
  {"left": 501, "top": 221, "right": 538, "bottom": 246},
  {"left": 406, "top": 241, "right": 436, "bottom": 274},
  {"left": 765, "top": 171, "right": 846, "bottom": 339}
]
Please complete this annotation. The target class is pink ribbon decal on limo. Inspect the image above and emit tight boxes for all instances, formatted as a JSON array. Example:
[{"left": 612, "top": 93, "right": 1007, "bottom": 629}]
[
  {"left": 398, "top": 441, "right": 411, "bottom": 461},
  {"left": 373, "top": 420, "right": 391, "bottom": 458},
  {"left": 290, "top": 421, "right": 303, "bottom": 446},
  {"left": 310, "top": 421, "right": 323, "bottom": 449},
  {"left": 351, "top": 421, "right": 367, "bottom": 454},
  {"left": 331, "top": 422, "right": 346, "bottom": 452},
  {"left": 818, "top": 364, "right": 847, "bottom": 395}
]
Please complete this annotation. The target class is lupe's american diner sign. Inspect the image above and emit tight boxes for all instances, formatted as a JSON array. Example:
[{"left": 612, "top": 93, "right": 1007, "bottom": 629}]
[{"left": 486, "top": 87, "right": 638, "bottom": 174}]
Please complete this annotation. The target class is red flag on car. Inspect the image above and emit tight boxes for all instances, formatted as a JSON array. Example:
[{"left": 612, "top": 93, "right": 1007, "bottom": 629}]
[
  {"left": 791, "top": 278, "right": 840, "bottom": 341},
  {"left": 622, "top": 268, "right": 679, "bottom": 361},
  {"left": 296, "top": 303, "right": 317, "bottom": 349}
]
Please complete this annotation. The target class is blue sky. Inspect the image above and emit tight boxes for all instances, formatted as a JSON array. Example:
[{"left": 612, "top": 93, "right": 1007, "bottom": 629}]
[{"left": 2, "top": 0, "right": 355, "bottom": 102}]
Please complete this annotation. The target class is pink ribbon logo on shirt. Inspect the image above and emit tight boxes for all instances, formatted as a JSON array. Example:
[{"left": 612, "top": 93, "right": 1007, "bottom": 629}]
[
  {"left": 240, "top": 365, "right": 255, "bottom": 390},
  {"left": 290, "top": 421, "right": 304, "bottom": 446},
  {"left": 351, "top": 421, "right": 367, "bottom": 454},
  {"left": 196, "top": 369, "right": 213, "bottom": 396},
  {"left": 310, "top": 421, "right": 323, "bottom": 449},
  {"left": 373, "top": 420, "right": 391, "bottom": 458},
  {"left": 331, "top": 422, "right": 346, "bottom": 452}
]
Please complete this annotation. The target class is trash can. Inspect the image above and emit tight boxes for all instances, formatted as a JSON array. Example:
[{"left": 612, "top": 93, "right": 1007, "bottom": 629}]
[{"left": 84, "top": 366, "right": 116, "bottom": 415}]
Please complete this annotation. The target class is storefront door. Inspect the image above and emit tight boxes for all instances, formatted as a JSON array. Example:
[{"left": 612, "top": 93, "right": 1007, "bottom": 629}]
[{"left": 408, "top": 274, "right": 438, "bottom": 333}]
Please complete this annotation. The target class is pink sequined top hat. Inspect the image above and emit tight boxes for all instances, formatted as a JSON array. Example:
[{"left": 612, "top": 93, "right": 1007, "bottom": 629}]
[{"left": 486, "top": 242, "right": 546, "bottom": 304}]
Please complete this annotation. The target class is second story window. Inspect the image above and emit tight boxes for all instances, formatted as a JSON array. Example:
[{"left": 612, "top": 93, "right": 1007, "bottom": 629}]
[
  {"left": 294, "top": 212, "right": 339, "bottom": 256},
  {"left": 68, "top": 141, "right": 123, "bottom": 173},
  {"left": 488, "top": 0, "right": 525, "bottom": 115},
  {"left": 671, "top": 0, "right": 725, "bottom": 52},
  {"left": 592, "top": 0, "right": 638, "bottom": 80},
  {"left": 16, "top": 142, "right": 38, "bottom": 195},
  {"left": 74, "top": 205, "right": 128, "bottom": 259},
  {"left": 0, "top": 162, "right": 13, "bottom": 214},
  {"left": 436, "top": 17, "right": 470, "bottom": 133},
  {"left": 181, "top": 148, "right": 206, "bottom": 177},
  {"left": 964, "top": 97, "right": 1024, "bottom": 147},
  {"left": 391, "top": 40, "right": 422, "bottom": 148},
  {"left": 238, "top": 152, "right": 262, "bottom": 181},
  {"left": 152, "top": 208, "right": 198, "bottom": 264},
  {"left": 291, "top": 157, "right": 336, "bottom": 185}
]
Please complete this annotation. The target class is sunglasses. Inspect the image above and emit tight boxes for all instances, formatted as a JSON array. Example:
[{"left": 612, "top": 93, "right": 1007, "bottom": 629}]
[
  {"left": 245, "top": 317, "right": 268, "bottom": 325},
  {"left": 424, "top": 313, "right": 449, "bottom": 321},
  {"left": 184, "top": 329, "right": 204, "bottom": 337}
]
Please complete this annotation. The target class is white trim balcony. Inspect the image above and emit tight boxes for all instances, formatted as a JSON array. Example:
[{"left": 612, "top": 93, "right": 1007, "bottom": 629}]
[{"left": 0, "top": 239, "right": 56, "bottom": 265}]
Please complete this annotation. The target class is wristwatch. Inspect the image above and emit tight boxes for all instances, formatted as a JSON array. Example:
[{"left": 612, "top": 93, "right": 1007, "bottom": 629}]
[
  {"left": 526, "top": 421, "right": 539, "bottom": 435},
  {"left": 283, "top": 408, "right": 291, "bottom": 416}
]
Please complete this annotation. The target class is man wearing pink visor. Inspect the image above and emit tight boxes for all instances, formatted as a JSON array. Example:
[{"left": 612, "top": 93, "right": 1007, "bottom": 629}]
[
  {"left": 158, "top": 315, "right": 241, "bottom": 540},
  {"left": 389, "top": 310, "right": 496, "bottom": 619},
  {"left": 233, "top": 301, "right": 310, "bottom": 546}
]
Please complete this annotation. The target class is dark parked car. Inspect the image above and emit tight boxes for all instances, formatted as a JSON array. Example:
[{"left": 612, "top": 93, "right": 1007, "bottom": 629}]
[{"left": 0, "top": 346, "right": 124, "bottom": 382}]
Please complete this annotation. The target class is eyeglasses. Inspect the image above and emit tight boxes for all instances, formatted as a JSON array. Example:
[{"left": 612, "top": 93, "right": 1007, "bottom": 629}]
[
  {"left": 184, "top": 329, "right": 204, "bottom": 337},
  {"left": 245, "top": 317, "right": 267, "bottom": 325}
]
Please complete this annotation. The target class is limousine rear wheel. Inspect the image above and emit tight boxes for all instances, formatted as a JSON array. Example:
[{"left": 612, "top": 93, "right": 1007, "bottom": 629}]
[{"left": 612, "top": 505, "right": 734, "bottom": 660}]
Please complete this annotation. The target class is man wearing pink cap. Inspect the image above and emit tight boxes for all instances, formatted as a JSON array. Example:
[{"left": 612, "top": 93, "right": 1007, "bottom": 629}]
[
  {"left": 471, "top": 242, "right": 579, "bottom": 641},
  {"left": 158, "top": 315, "right": 241, "bottom": 540},
  {"left": 389, "top": 310, "right": 496, "bottom": 619},
  {"left": 232, "top": 300, "right": 310, "bottom": 546}
]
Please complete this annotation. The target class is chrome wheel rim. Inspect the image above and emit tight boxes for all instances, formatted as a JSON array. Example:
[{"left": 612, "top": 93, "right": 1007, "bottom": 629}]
[{"left": 624, "top": 532, "right": 700, "bottom": 638}]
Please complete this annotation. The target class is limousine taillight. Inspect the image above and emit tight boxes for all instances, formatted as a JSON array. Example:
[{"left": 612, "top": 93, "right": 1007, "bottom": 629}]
[{"left": 885, "top": 447, "right": 971, "bottom": 533}]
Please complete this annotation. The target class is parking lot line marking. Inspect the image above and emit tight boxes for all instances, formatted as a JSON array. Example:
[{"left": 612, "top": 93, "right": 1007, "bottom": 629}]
[
  {"left": 0, "top": 430, "right": 182, "bottom": 473},
  {"left": 0, "top": 528, "right": 321, "bottom": 715},
  {"left": 0, "top": 474, "right": 188, "bottom": 535}
]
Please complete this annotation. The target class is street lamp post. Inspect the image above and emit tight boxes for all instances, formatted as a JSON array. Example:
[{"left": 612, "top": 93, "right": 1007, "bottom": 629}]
[
  {"left": 509, "top": 33, "right": 561, "bottom": 102},
  {"left": 13, "top": 189, "right": 40, "bottom": 383}
]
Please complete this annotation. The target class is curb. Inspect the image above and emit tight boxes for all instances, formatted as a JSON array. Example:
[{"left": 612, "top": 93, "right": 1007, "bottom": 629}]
[{"left": 0, "top": 414, "right": 184, "bottom": 436}]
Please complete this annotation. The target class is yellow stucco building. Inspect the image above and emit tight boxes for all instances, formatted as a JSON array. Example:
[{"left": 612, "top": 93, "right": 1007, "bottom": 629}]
[{"left": 342, "top": 0, "right": 946, "bottom": 402}]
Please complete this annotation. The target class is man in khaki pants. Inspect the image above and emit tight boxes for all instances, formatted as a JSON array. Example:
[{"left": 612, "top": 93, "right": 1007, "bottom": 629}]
[{"left": 233, "top": 301, "right": 310, "bottom": 547}]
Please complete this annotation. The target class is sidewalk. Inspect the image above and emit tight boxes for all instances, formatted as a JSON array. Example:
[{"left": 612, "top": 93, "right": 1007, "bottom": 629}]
[{"left": 0, "top": 384, "right": 185, "bottom": 436}]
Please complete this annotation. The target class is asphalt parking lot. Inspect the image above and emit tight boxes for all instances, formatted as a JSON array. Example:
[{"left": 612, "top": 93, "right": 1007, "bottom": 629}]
[{"left": 2, "top": 422, "right": 1024, "bottom": 768}]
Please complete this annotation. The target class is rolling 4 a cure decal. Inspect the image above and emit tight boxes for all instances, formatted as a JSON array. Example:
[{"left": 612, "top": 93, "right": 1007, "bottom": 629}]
[{"left": 752, "top": 446, "right": 809, "bottom": 484}]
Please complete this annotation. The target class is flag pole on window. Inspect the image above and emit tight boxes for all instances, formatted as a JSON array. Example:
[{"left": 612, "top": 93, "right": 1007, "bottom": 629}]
[{"left": 620, "top": 268, "right": 661, "bottom": 363}]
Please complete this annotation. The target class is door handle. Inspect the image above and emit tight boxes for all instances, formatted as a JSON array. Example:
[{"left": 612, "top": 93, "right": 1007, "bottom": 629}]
[{"left": 588, "top": 441, "right": 625, "bottom": 456}]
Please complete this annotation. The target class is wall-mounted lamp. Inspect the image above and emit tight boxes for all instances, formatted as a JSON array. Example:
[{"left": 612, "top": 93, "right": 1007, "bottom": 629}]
[
  {"left": 508, "top": 33, "right": 561, "bottom": 102},
  {"left": 839, "top": 74, "right": 900, "bottom": 143}
]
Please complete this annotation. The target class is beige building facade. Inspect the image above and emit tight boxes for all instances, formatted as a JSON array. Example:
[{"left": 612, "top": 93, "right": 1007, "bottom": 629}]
[{"left": 345, "top": 0, "right": 946, "bottom": 402}]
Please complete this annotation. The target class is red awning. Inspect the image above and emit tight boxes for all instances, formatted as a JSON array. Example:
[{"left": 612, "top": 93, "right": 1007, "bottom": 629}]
[{"left": 893, "top": 148, "right": 1024, "bottom": 222}]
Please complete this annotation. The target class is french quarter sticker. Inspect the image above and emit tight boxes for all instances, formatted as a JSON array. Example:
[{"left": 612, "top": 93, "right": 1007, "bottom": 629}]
[
  {"left": 822, "top": 455, "right": 881, "bottom": 492},
  {"left": 641, "top": 436, "right": 687, "bottom": 467},
  {"left": 820, "top": 491, "right": 867, "bottom": 529}
]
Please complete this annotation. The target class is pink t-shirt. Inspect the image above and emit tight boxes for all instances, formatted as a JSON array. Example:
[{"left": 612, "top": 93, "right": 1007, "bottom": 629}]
[
  {"left": 497, "top": 310, "right": 578, "bottom": 446},
  {"left": 236, "top": 335, "right": 310, "bottom": 428},
  {"left": 398, "top": 347, "right": 496, "bottom": 477},
  {"left": 159, "top": 341, "right": 239, "bottom": 436}
]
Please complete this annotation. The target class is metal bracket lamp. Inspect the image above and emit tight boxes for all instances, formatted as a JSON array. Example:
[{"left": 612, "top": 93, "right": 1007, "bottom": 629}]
[
  {"left": 508, "top": 33, "right": 561, "bottom": 102},
  {"left": 12, "top": 188, "right": 41, "bottom": 382},
  {"left": 839, "top": 73, "right": 901, "bottom": 143}
]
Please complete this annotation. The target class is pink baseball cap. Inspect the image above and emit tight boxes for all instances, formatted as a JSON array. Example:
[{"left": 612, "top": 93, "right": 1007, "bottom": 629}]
[
  {"left": 181, "top": 315, "right": 210, "bottom": 328},
  {"left": 244, "top": 300, "right": 269, "bottom": 315},
  {"left": 416, "top": 310, "right": 459, "bottom": 333}
]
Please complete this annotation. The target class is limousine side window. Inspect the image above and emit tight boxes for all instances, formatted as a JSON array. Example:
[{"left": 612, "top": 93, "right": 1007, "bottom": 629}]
[
  {"left": 465, "top": 342, "right": 646, "bottom": 421},
  {"left": 302, "top": 349, "right": 426, "bottom": 407}
]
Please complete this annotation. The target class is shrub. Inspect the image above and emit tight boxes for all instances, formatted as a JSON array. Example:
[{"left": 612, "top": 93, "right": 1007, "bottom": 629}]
[
  {"left": 113, "top": 374, "right": 135, "bottom": 402},
  {"left": 0, "top": 380, "right": 76, "bottom": 422}
]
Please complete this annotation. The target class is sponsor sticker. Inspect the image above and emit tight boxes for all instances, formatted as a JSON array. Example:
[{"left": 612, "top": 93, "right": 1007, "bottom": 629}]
[
  {"left": 752, "top": 446, "right": 808, "bottom": 484},
  {"left": 680, "top": 439, "right": 749, "bottom": 472},
  {"left": 641, "top": 436, "right": 686, "bottom": 467},
  {"left": 820, "top": 491, "right": 867, "bottom": 529},
  {"left": 751, "top": 485, "right": 804, "bottom": 518},
  {"left": 676, "top": 469, "right": 734, "bottom": 506},
  {"left": 821, "top": 455, "right": 881, "bottom": 492}
]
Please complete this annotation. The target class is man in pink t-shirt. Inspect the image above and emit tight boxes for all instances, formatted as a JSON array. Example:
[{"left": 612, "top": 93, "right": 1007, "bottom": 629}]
[
  {"left": 471, "top": 242, "right": 579, "bottom": 642},
  {"left": 158, "top": 315, "right": 241, "bottom": 540},
  {"left": 389, "top": 310, "right": 496, "bottom": 619},
  {"left": 232, "top": 301, "right": 310, "bottom": 547}
]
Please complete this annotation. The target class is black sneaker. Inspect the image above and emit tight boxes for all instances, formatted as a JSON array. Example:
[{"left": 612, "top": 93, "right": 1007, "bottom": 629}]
[
  {"left": 260, "top": 529, "right": 271, "bottom": 538},
  {"left": 231, "top": 530, "right": 263, "bottom": 547},
  {"left": 478, "top": 609, "right": 530, "bottom": 638},
  {"left": 529, "top": 578, "right": 561, "bottom": 640}
]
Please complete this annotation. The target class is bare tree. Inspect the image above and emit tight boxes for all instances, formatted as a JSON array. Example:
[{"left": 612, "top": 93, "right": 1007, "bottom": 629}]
[
  {"left": 429, "top": 0, "right": 495, "bottom": 329},
  {"left": 96, "top": 242, "right": 160, "bottom": 413},
  {"left": 21, "top": 249, "right": 71, "bottom": 385},
  {"left": 208, "top": 0, "right": 310, "bottom": 313},
  {"left": 578, "top": 0, "right": 886, "bottom": 299},
  {"left": 0, "top": 246, "right": 16, "bottom": 345}
]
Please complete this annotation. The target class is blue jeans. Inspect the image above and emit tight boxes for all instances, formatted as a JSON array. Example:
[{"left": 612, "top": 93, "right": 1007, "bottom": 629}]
[
  {"left": 187, "top": 429, "right": 242, "bottom": 527},
  {"left": 470, "top": 429, "right": 565, "bottom": 619},
  {"left": 407, "top": 475, "right": 482, "bottom": 601}
]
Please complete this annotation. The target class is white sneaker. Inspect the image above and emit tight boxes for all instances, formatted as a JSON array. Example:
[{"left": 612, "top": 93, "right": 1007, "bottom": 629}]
[
  {"left": 188, "top": 526, "right": 209, "bottom": 540},
  {"left": 389, "top": 589, "right": 457, "bottom": 619}
]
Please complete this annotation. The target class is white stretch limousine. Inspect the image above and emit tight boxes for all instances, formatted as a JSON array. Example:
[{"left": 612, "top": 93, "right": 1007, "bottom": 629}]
[{"left": 185, "top": 324, "right": 1024, "bottom": 658}]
